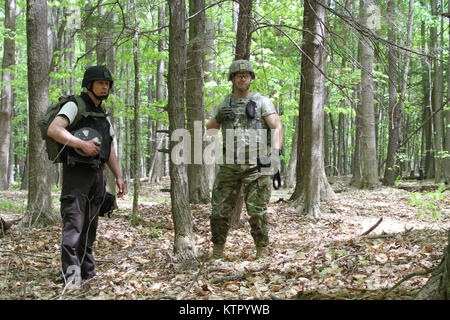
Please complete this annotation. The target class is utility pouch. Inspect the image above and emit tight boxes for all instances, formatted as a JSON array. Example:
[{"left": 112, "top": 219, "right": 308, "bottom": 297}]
[
  {"left": 245, "top": 100, "right": 257, "bottom": 119},
  {"left": 99, "top": 192, "right": 116, "bottom": 218}
]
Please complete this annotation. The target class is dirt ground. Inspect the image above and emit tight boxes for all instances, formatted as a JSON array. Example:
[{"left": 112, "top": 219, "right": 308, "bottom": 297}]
[{"left": 1, "top": 177, "right": 449, "bottom": 300}]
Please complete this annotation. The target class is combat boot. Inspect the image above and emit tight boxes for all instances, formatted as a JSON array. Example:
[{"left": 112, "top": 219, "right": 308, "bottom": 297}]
[
  {"left": 210, "top": 244, "right": 225, "bottom": 260},
  {"left": 256, "top": 246, "right": 268, "bottom": 259}
]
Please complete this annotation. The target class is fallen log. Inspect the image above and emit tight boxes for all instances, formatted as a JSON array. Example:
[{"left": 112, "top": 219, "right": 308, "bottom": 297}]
[{"left": 396, "top": 185, "right": 448, "bottom": 193}]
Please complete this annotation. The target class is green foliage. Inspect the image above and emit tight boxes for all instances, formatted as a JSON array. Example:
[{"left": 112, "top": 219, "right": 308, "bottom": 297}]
[
  {"left": 1, "top": 0, "right": 450, "bottom": 191},
  {"left": 148, "top": 225, "right": 162, "bottom": 238},
  {"left": 0, "top": 200, "right": 25, "bottom": 214},
  {"left": 407, "top": 184, "right": 447, "bottom": 220}
]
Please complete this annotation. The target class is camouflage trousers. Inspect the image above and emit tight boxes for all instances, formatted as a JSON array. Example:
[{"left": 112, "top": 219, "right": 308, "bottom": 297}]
[{"left": 210, "top": 164, "right": 271, "bottom": 247}]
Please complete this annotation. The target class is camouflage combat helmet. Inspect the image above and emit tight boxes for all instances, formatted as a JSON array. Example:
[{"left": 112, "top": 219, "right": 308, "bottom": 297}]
[
  {"left": 228, "top": 60, "right": 255, "bottom": 81},
  {"left": 82, "top": 65, "right": 114, "bottom": 89}
]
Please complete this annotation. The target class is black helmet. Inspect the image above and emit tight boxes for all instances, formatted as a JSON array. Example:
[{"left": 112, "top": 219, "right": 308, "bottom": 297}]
[{"left": 82, "top": 65, "right": 114, "bottom": 89}]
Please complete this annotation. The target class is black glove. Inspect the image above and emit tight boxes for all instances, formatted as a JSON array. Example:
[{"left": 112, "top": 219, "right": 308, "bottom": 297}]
[
  {"left": 258, "top": 149, "right": 281, "bottom": 176},
  {"left": 216, "top": 107, "right": 236, "bottom": 123},
  {"left": 269, "top": 149, "right": 281, "bottom": 189},
  {"left": 271, "top": 149, "right": 281, "bottom": 174}
]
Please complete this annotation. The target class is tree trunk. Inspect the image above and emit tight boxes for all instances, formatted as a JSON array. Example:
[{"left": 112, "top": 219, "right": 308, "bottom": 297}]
[
  {"left": 294, "top": 0, "right": 335, "bottom": 219},
  {"left": 235, "top": 0, "right": 253, "bottom": 60},
  {"left": 430, "top": 0, "right": 445, "bottom": 183},
  {"left": 131, "top": 0, "right": 141, "bottom": 223},
  {"left": 420, "top": 9, "right": 433, "bottom": 177},
  {"left": 151, "top": 4, "right": 167, "bottom": 184},
  {"left": 96, "top": 5, "right": 119, "bottom": 195},
  {"left": 351, "top": 99, "right": 363, "bottom": 187},
  {"left": 414, "top": 231, "right": 450, "bottom": 299},
  {"left": 357, "top": 0, "right": 380, "bottom": 189},
  {"left": 285, "top": 117, "right": 298, "bottom": 188},
  {"left": 167, "top": 0, "right": 197, "bottom": 262},
  {"left": 383, "top": 0, "right": 399, "bottom": 186},
  {"left": 0, "top": 0, "right": 16, "bottom": 190},
  {"left": 290, "top": 77, "right": 305, "bottom": 201},
  {"left": 338, "top": 112, "right": 346, "bottom": 175},
  {"left": 445, "top": 9, "right": 450, "bottom": 184},
  {"left": 203, "top": 16, "right": 218, "bottom": 190},
  {"left": 384, "top": 0, "right": 414, "bottom": 186},
  {"left": 186, "top": 0, "right": 210, "bottom": 204},
  {"left": 327, "top": 111, "right": 335, "bottom": 177},
  {"left": 25, "top": 0, "right": 58, "bottom": 227}
]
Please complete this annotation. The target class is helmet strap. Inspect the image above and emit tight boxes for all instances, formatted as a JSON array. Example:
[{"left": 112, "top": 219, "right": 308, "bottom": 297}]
[{"left": 87, "top": 84, "right": 109, "bottom": 101}]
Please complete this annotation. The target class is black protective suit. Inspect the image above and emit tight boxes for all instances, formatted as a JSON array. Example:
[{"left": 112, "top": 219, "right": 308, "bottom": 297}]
[{"left": 59, "top": 92, "right": 111, "bottom": 282}]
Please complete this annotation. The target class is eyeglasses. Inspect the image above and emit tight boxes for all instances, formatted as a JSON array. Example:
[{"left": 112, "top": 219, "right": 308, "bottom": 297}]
[{"left": 235, "top": 73, "right": 251, "bottom": 79}]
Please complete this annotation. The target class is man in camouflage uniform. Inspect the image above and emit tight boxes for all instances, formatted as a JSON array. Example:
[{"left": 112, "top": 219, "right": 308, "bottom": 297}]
[{"left": 206, "top": 60, "right": 283, "bottom": 260}]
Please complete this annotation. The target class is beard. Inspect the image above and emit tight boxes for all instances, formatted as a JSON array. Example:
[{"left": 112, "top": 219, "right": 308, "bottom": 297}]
[{"left": 234, "top": 83, "right": 250, "bottom": 92}]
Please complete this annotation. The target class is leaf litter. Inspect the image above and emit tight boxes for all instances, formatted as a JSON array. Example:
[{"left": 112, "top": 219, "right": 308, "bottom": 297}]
[{"left": 0, "top": 178, "right": 449, "bottom": 300}]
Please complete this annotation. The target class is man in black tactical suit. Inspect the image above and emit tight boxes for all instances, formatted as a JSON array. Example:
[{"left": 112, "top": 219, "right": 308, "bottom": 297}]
[{"left": 47, "top": 65, "right": 126, "bottom": 287}]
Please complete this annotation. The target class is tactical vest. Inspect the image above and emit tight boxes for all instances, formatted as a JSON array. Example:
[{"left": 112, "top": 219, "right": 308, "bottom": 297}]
[
  {"left": 221, "top": 92, "right": 271, "bottom": 165},
  {"left": 62, "top": 93, "right": 112, "bottom": 165}
]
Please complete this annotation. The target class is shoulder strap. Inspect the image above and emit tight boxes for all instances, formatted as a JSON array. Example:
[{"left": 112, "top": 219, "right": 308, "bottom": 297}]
[
  {"left": 249, "top": 93, "right": 262, "bottom": 113},
  {"left": 69, "top": 95, "right": 107, "bottom": 130},
  {"left": 249, "top": 92, "right": 262, "bottom": 103}
]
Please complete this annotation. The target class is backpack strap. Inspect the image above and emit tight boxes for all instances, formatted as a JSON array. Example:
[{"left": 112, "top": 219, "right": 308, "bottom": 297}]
[{"left": 68, "top": 95, "right": 107, "bottom": 130}]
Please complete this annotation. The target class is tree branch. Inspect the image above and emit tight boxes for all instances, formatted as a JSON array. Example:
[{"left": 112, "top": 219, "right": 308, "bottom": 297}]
[{"left": 360, "top": 218, "right": 383, "bottom": 236}]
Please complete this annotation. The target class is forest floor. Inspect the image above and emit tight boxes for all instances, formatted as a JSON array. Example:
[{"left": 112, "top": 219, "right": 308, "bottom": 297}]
[{"left": 0, "top": 177, "right": 449, "bottom": 300}]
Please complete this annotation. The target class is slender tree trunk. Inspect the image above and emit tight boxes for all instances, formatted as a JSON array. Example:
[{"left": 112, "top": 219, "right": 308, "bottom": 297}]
[
  {"left": 167, "top": 0, "right": 197, "bottom": 262},
  {"left": 25, "top": 0, "right": 57, "bottom": 226},
  {"left": 327, "top": 112, "right": 335, "bottom": 176},
  {"left": 294, "top": 0, "right": 334, "bottom": 219},
  {"left": 338, "top": 112, "right": 345, "bottom": 175},
  {"left": 285, "top": 117, "right": 298, "bottom": 188},
  {"left": 203, "top": 14, "right": 217, "bottom": 190},
  {"left": 420, "top": 3, "right": 433, "bottom": 177},
  {"left": 383, "top": 0, "right": 399, "bottom": 186},
  {"left": 96, "top": 7, "right": 119, "bottom": 195},
  {"left": 186, "top": 0, "right": 210, "bottom": 204},
  {"left": 431, "top": 0, "right": 445, "bottom": 183},
  {"left": 357, "top": 0, "right": 380, "bottom": 189},
  {"left": 384, "top": 0, "right": 414, "bottom": 185},
  {"left": 147, "top": 73, "right": 154, "bottom": 178},
  {"left": 290, "top": 74, "right": 305, "bottom": 201},
  {"left": 235, "top": 0, "right": 253, "bottom": 60},
  {"left": 445, "top": 11, "right": 450, "bottom": 184},
  {"left": 151, "top": 4, "right": 167, "bottom": 183},
  {"left": 131, "top": 0, "right": 141, "bottom": 223},
  {"left": 0, "top": 0, "right": 16, "bottom": 190},
  {"left": 125, "top": 63, "right": 132, "bottom": 185}
]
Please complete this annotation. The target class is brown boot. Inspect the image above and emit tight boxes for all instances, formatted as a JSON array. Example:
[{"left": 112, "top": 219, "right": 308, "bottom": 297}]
[
  {"left": 210, "top": 244, "right": 225, "bottom": 261},
  {"left": 256, "top": 246, "right": 268, "bottom": 259}
]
